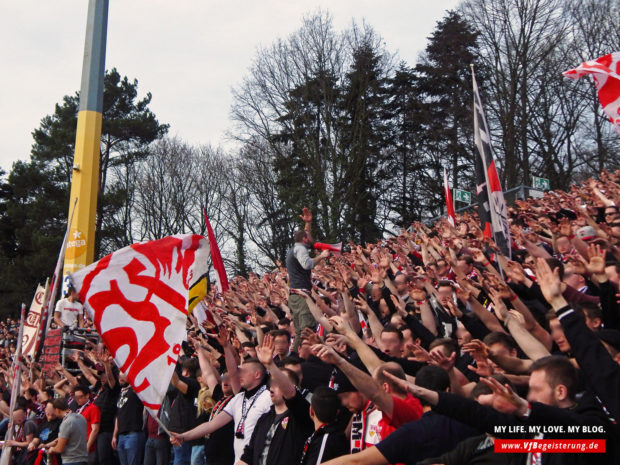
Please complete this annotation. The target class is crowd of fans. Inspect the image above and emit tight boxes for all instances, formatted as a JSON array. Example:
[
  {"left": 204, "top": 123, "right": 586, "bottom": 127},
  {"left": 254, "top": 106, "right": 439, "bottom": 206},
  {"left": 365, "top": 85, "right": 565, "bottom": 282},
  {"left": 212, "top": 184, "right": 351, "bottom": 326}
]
[{"left": 1, "top": 170, "right": 620, "bottom": 465}]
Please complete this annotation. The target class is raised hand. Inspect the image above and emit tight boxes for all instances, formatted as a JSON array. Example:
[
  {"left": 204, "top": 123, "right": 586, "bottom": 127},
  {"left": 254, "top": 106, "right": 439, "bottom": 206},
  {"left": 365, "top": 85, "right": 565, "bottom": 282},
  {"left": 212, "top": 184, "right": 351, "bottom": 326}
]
[
  {"left": 311, "top": 344, "right": 341, "bottom": 366},
  {"left": 301, "top": 327, "right": 321, "bottom": 346},
  {"left": 405, "top": 342, "right": 430, "bottom": 363},
  {"left": 389, "top": 294, "right": 407, "bottom": 316},
  {"left": 353, "top": 295, "right": 371, "bottom": 315},
  {"left": 328, "top": 315, "right": 355, "bottom": 338},
  {"left": 469, "top": 247, "right": 488, "bottom": 264},
  {"left": 534, "top": 257, "right": 565, "bottom": 307},
  {"left": 462, "top": 339, "right": 489, "bottom": 360},
  {"left": 479, "top": 376, "right": 528, "bottom": 416},
  {"left": 443, "top": 299, "right": 463, "bottom": 319},
  {"left": 583, "top": 243, "right": 606, "bottom": 276},
  {"left": 507, "top": 310, "right": 526, "bottom": 326},
  {"left": 487, "top": 288, "right": 508, "bottom": 322},
  {"left": 299, "top": 207, "right": 313, "bottom": 224},
  {"left": 256, "top": 334, "right": 275, "bottom": 366},
  {"left": 216, "top": 326, "right": 230, "bottom": 347},
  {"left": 429, "top": 350, "right": 456, "bottom": 371}
]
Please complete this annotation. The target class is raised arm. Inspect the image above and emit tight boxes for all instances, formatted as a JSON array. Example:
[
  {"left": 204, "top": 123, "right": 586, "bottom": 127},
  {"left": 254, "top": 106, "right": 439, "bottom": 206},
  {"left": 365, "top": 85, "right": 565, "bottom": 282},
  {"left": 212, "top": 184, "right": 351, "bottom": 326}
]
[
  {"left": 170, "top": 410, "right": 233, "bottom": 445},
  {"left": 256, "top": 334, "right": 296, "bottom": 399},
  {"left": 313, "top": 344, "right": 395, "bottom": 418},
  {"left": 329, "top": 316, "right": 384, "bottom": 375}
]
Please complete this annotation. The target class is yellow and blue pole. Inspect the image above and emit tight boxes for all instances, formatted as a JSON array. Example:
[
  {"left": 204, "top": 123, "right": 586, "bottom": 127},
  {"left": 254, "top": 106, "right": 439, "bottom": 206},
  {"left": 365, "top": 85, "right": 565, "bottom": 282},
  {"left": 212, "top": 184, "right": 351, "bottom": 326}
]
[{"left": 62, "top": 0, "right": 109, "bottom": 291}]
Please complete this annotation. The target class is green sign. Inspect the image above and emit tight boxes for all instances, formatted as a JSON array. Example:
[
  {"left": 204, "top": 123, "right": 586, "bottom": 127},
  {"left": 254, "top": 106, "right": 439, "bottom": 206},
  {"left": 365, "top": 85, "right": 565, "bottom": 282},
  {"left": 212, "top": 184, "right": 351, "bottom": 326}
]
[
  {"left": 453, "top": 188, "right": 471, "bottom": 204},
  {"left": 532, "top": 176, "right": 550, "bottom": 191}
]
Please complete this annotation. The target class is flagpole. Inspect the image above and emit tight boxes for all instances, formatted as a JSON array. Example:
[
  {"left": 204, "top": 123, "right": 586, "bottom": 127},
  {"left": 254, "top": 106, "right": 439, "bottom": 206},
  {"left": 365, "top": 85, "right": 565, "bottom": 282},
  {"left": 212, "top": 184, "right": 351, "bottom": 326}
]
[
  {"left": 0, "top": 304, "right": 27, "bottom": 465},
  {"left": 43, "top": 197, "right": 79, "bottom": 335},
  {"left": 149, "top": 410, "right": 172, "bottom": 436}
]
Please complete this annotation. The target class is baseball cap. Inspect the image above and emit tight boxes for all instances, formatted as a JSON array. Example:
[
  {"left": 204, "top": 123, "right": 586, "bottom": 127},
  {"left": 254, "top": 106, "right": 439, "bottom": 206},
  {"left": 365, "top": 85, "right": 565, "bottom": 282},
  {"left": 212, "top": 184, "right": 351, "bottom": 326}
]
[{"left": 576, "top": 226, "right": 597, "bottom": 241}]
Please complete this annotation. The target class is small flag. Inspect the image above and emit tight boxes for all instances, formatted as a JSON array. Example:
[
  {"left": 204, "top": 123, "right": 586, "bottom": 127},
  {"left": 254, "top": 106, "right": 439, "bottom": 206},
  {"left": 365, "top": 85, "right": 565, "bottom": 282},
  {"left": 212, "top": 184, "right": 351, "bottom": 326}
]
[
  {"left": 443, "top": 168, "right": 456, "bottom": 227},
  {"left": 203, "top": 210, "right": 229, "bottom": 293},
  {"left": 70, "top": 234, "right": 209, "bottom": 415},
  {"left": 564, "top": 52, "right": 620, "bottom": 134}
]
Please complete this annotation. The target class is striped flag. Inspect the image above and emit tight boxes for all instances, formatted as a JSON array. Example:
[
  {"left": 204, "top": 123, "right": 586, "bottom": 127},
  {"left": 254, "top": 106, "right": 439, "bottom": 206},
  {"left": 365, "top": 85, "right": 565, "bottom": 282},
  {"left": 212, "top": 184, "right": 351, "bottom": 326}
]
[
  {"left": 471, "top": 67, "right": 512, "bottom": 259},
  {"left": 564, "top": 52, "right": 620, "bottom": 134},
  {"left": 443, "top": 168, "right": 456, "bottom": 227}
]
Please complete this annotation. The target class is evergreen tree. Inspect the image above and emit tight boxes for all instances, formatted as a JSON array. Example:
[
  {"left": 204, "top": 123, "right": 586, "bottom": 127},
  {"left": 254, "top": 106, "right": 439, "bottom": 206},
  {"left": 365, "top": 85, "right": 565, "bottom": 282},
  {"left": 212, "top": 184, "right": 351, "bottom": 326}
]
[
  {"left": 412, "top": 10, "right": 483, "bottom": 219},
  {"left": 0, "top": 69, "right": 167, "bottom": 315},
  {"left": 339, "top": 37, "right": 391, "bottom": 243}
]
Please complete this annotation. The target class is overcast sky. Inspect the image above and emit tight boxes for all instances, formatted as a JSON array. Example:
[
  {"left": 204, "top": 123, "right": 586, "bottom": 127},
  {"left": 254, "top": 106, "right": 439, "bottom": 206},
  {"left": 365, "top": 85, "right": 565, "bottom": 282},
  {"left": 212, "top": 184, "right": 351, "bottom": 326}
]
[{"left": 0, "top": 0, "right": 460, "bottom": 172}]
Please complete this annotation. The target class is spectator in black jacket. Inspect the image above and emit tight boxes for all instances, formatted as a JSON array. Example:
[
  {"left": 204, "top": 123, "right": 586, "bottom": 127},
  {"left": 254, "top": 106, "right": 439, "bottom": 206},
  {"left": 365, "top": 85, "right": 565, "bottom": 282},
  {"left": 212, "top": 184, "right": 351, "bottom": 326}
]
[
  {"left": 169, "top": 358, "right": 201, "bottom": 465},
  {"left": 300, "top": 386, "right": 348, "bottom": 465}
]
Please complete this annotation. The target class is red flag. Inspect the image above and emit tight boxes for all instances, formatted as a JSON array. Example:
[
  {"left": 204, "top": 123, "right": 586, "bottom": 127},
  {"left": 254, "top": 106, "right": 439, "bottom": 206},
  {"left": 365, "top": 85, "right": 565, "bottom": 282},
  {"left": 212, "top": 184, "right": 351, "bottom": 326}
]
[
  {"left": 564, "top": 52, "right": 620, "bottom": 134},
  {"left": 203, "top": 210, "right": 229, "bottom": 293},
  {"left": 70, "top": 234, "right": 209, "bottom": 415},
  {"left": 443, "top": 168, "right": 456, "bottom": 227}
]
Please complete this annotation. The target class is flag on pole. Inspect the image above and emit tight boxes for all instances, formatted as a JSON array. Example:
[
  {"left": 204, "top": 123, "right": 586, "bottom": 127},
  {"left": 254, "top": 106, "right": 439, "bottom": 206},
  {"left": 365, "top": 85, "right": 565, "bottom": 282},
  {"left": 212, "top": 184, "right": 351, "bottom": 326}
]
[
  {"left": 40, "top": 199, "right": 78, "bottom": 341},
  {"left": 0, "top": 304, "right": 27, "bottom": 465},
  {"left": 70, "top": 234, "right": 209, "bottom": 415},
  {"left": 471, "top": 66, "right": 512, "bottom": 259},
  {"left": 203, "top": 209, "right": 229, "bottom": 293},
  {"left": 563, "top": 52, "right": 620, "bottom": 134},
  {"left": 443, "top": 168, "right": 456, "bottom": 227}
]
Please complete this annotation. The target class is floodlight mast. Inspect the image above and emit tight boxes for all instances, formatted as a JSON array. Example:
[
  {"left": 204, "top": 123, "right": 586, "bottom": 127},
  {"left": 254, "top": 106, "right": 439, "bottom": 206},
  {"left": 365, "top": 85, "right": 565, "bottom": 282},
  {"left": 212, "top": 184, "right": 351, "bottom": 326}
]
[{"left": 62, "top": 0, "right": 109, "bottom": 291}]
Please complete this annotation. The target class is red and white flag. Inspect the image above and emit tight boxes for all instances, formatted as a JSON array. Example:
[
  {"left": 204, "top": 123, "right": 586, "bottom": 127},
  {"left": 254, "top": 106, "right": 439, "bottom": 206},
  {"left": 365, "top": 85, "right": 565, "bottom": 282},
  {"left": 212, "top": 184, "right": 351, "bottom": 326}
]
[
  {"left": 70, "top": 234, "right": 209, "bottom": 415},
  {"left": 564, "top": 52, "right": 620, "bottom": 134},
  {"left": 23, "top": 281, "right": 50, "bottom": 358},
  {"left": 203, "top": 210, "right": 229, "bottom": 293},
  {"left": 443, "top": 168, "right": 456, "bottom": 227}
]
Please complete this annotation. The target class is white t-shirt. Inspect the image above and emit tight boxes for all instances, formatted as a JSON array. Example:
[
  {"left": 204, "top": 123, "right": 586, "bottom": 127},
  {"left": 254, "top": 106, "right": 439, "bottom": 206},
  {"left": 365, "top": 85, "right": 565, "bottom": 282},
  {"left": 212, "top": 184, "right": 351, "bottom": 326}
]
[
  {"left": 55, "top": 298, "right": 84, "bottom": 327},
  {"left": 223, "top": 386, "right": 272, "bottom": 462}
]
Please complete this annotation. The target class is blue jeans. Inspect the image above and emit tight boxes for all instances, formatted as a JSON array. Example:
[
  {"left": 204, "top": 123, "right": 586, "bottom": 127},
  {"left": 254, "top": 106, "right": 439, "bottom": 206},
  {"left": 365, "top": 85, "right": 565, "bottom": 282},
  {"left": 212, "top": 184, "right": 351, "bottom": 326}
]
[
  {"left": 172, "top": 442, "right": 191, "bottom": 465},
  {"left": 117, "top": 432, "right": 145, "bottom": 465},
  {"left": 144, "top": 437, "right": 171, "bottom": 465},
  {"left": 190, "top": 445, "right": 204, "bottom": 465}
]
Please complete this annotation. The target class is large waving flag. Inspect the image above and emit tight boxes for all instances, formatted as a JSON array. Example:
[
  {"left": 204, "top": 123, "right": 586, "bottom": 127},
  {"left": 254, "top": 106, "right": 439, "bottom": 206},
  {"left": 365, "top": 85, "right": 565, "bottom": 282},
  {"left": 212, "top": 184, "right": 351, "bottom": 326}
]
[
  {"left": 564, "top": 52, "right": 620, "bottom": 134},
  {"left": 443, "top": 168, "right": 456, "bottom": 227},
  {"left": 472, "top": 66, "right": 512, "bottom": 259},
  {"left": 70, "top": 234, "right": 209, "bottom": 415}
]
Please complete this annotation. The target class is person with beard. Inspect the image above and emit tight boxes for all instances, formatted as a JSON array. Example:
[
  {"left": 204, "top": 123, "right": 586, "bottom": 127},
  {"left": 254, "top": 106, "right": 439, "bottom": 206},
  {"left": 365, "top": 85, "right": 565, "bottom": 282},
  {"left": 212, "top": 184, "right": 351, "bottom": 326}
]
[
  {"left": 112, "top": 373, "right": 145, "bottom": 465},
  {"left": 170, "top": 359, "right": 271, "bottom": 464}
]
